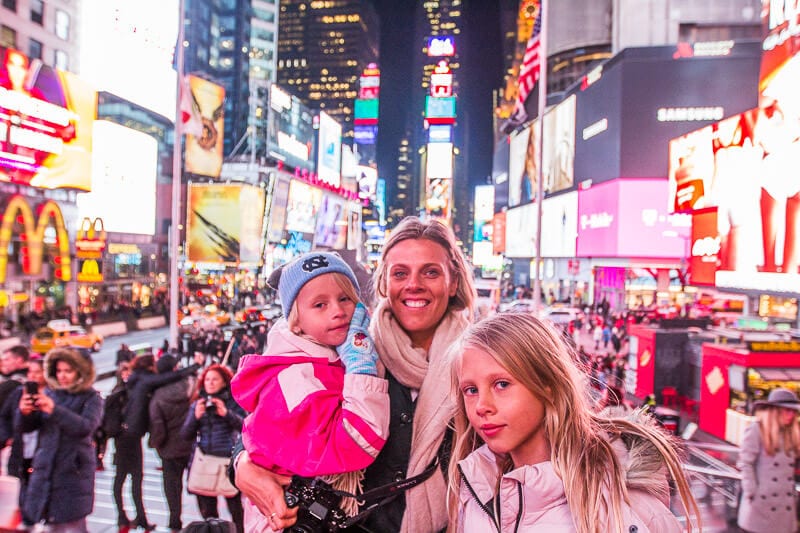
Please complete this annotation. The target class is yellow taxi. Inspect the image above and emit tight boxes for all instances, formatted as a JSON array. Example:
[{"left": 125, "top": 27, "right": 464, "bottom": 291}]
[{"left": 31, "top": 320, "right": 104, "bottom": 354}]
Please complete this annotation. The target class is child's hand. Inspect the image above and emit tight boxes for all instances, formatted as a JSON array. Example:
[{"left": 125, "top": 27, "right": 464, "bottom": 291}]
[{"left": 336, "top": 303, "right": 379, "bottom": 376}]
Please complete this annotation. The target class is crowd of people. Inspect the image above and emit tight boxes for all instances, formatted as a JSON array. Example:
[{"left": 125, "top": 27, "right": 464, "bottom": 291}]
[{"left": 0, "top": 216, "right": 794, "bottom": 533}]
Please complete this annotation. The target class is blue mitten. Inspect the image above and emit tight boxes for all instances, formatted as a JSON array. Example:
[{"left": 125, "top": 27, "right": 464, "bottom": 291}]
[{"left": 336, "top": 303, "right": 379, "bottom": 376}]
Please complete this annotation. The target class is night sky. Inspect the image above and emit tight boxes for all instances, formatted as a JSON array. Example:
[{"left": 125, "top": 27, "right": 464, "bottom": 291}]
[{"left": 372, "top": 0, "right": 504, "bottom": 209}]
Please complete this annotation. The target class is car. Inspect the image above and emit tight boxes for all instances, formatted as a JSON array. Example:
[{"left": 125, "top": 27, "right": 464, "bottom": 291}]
[
  {"left": 498, "top": 299, "right": 538, "bottom": 313},
  {"left": 31, "top": 320, "right": 104, "bottom": 354},
  {"left": 540, "top": 306, "right": 585, "bottom": 325}
]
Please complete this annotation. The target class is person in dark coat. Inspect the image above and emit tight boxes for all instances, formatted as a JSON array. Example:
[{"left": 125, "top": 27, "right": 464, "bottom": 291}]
[
  {"left": 14, "top": 347, "right": 102, "bottom": 531},
  {"left": 181, "top": 364, "right": 245, "bottom": 532},
  {"left": 148, "top": 355, "right": 195, "bottom": 532}
]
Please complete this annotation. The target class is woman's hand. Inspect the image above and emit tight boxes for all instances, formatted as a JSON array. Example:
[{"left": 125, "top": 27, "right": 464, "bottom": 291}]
[
  {"left": 211, "top": 397, "right": 227, "bottom": 417},
  {"left": 34, "top": 393, "right": 54, "bottom": 414},
  {"left": 19, "top": 393, "right": 36, "bottom": 415},
  {"left": 194, "top": 400, "right": 206, "bottom": 419},
  {"left": 235, "top": 450, "right": 297, "bottom": 529}
]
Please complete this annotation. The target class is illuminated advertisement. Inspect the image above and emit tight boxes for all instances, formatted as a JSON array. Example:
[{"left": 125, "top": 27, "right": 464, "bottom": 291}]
[
  {"left": 0, "top": 195, "right": 71, "bottom": 282},
  {"left": 186, "top": 183, "right": 266, "bottom": 264},
  {"left": 375, "top": 178, "right": 386, "bottom": 226},
  {"left": 426, "top": 142, "right": 453, "bottom": 180},
  {"left": 314, "top": 194, "right": 347, "bottom": 249},
  {"left": 493, "top": 212, "right": 507, "bottom": 254},
  {"left": 427, "top": 36, "right": 455, "bottom": 57},
  {"left": 185, "top": 75, "right": 225, "bottom": 178},
  {"left": 690, "top": 208, "right": 719, "bottom": 286},
  {"left": 267, "top": 84, "right": 315, "bottom": 172},
  {"left": 317, "top": 111, "right": 342, "bottom": 188},
  {"left": 357, "top": 165, "right": 377, "bottom": 200},
  {"left": 347, "top": 205, "right": 361, "bottom": 251},
  {"left": 79, "top": 0, "right": 179, "bottom": 120},
  {"left": 285, "top": 180, "right": 322, "bottom": 234},
  {"left": 354, "top": 125, "right": 377, "bottom": 144},
  {"left": 540, "top": 191, "right": 577, "bottom": 257},
  {"left": 576, "top": 179, "right": 691, "bottom": 258},
  {"left": 77, "top": 121, "right": 157, "bottom": 235},
  {"left": 0, "top": 47, "right": 96, "bottom": 190},
  {"left": 493, "top": 138, "right": 509, "bottom": 212},
  {"left": 267, "top": 174, "right": 291, "bottom": 243},
  {"left": 426, "top": 178, "right": 452, "bottom": 222},
  {"left": 473, "top": 185, "right": 496, "bottom": 267},
  {"left": 541, "top": 95, "right": 576, "bottom": 195},
  {"left": 430, "top": 60, "right": 453, "bottom": 98},
  {"left": 504, "top": 202, "right": 538, "bottom": 258},
  {"left": 359, "top": 63, "right": 380, "bottom": 100},
  {"left": 428, "top": 124, "right": 452, "bottom": 143},
  {"left": 508, "top": 125, "right": 534, "bottom": 207},
  {"left": 354, "top": 99, "right": 379, "bottom": 125},
  {"left": 425, "top": 96, "right": 456, "bottom": 123}
]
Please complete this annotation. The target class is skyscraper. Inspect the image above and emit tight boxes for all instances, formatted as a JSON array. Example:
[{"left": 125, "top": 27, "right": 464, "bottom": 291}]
[{"left": 276, "top": 0, "right": 379, "bottom": 139}]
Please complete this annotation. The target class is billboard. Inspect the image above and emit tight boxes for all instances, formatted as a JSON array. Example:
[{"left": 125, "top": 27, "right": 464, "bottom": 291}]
[
  {"left": 426, "top": 142, "right": 453, "bottom": 180},
  {"left": 0, "top": 47, "right": 96, "bottom": 190},
  {"left": 426, "top": 178, "right": 452, "bottom": 221},
  {"left": 186, "top": 183, "right": 266, "bottom": 264},
  {"left": 540, "top": 191, "right": 578, "bottom": 257},
  {"left": 427, "top": 36, "right": 455, "bottom": 57},
  {"left": 354, "top": 99, "right": 379, "bottom": 124},
  {"left": 266, "top": 174, "right": 291, "bottom": 243},
  {"left": 354, "top": 125, "right": 377, "bottom": 145},
  {"left": 473, "top": 185, "right": 497, "bottom": 267},
  {"left": 425, "top": 96, "right": 456, "bottom": 123},
  {"left": 689, "top": 208, "right": 719, "bottom": 286},
  {"left": 267, "top": 84, "right": 316, "bottom": 172},
  {"left": 185, "top": 76, "right": 225, "bottom": 178},
  {"left": 428, "top": 124, "right": 452, "bottom": 143},
  {"left": 317, "top": 111, "right": 342, "bottom": 188},
  {"left": 77, "top": 121, "right": 157, "bottom": 235},
  {"left": 542, "top": 95, "right": 576, "bottom": 195},
  {"left": 285, "top": 179, "right": 322, "bottom": 234},
  {"left": 504, "top": 202, "right": 538, "bottom": 258},
  {"left": 576, "top": 179, "right": 691, "bottom": 258},
  {"left": 357, "top": 165, "right": 377, "bottom": 200},
  {"left": 79, "top": 0, "right": 179, "bottom": 121},
  {"left": 508, "top": 125, "right": 534, "bottom": 207},
  {"left": 347, "top": 204, "right": 362, "bottom": 251},
  {"left": 314, "top": 194, "right": 347, "bottom": 249}
]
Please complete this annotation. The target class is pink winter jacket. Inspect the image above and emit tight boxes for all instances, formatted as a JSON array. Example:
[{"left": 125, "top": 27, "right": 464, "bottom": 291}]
[
  {"left": 231, "top": 318, "right": 390, "bottom": 477},
  {"left": 455, "top": 444, "right": 683, "bottom": 532}
]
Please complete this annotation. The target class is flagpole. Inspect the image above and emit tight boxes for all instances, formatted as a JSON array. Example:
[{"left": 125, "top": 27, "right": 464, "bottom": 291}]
[
  {"left": 532, "top": 0, "right": 548, "bottom": 314},
  {"left": 169, "top": 0, "right": 186, "bottom": 351}
]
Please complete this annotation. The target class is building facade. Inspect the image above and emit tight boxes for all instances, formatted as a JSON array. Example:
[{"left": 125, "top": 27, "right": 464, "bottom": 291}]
[{"left": 0, "top": 0, "right": 79, "bottom": 72}]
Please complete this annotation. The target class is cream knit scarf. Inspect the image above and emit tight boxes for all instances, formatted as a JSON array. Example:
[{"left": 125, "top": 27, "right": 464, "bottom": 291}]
[{"left": 371, "top": 299, "right": 470, "bottom": 533}]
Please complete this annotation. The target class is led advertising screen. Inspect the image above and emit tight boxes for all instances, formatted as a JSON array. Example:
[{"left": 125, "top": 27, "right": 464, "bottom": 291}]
[
  {"left": 426, "top": 142, "right": 453, "bottom": 180},
  {"left": 542, "top": 95, "right": 576, "bottom": 195},
  {"left": 266, "top": 174, "right": 291, "bottom": 243},
  {"left": 493, "top": 138, "right": 509, "bottom": 212},
  {"left": 540, "top": 191, "right": 578, "bottom": 257},
  {"left": 185, "top": 75, "right": 225, "bottom": 178},
  {"left": 427, "top": 36, "right": 455, "bottom": 57},
  {"left": 79, "top": 0, "right": 179, "bottom": 121},
  {"left": 285, "top": 179, "right": 322, "bottom": 234},
  {"left": 354, "top": 125, "right": 377, "bottom": 145},
  {"left": 0, "top": 47, "right": 96, "bottom": 190},
  {"left": 347, "top": 205, "right": 362, "bottom": 251},
  {"left": 577, "top": 179, "right": 691, "bottom": 258},
  {"left": 267, "top": 84, "right": 315, "bottom": 172},
  {"left": 354, "top": 99, "right": 379, "bottom": 124},
  {"left": 493, "top": 212, "right": 506, "bottom": 255},
  {"left": 428, "top": 124, "right": 452, "bottom": 143},
  {"left": 426, "top": 178, "right": 452, "bottom": 222},
  {"left": 317, "top": 111, "right": 342, "bottom": 188},
  {"left": 504, "top": 202, "right": 538, "bottom": 258},
  {"left": 425, "top": 96, "right": 456, "bottom": 122},
  {"left": 689, "top": 208, "right": 719, "bottom": 286},
  {"left": 508, "top": 125, "right": 534, "bottom": 207},
  {"left": 314, "top": 194, "right": 347, "bottom": 249},
  {"left": 186, "top": 183, "right": 266, "bottom": 264},
  {"left": 77, "top": 121, "right": 157, "bottom": 235},
  {"left": 357, "top": 165, "right": 377, "bottom": 200},
  {"left": 473, "top": 185, "right": 497, "bottom": 267}
]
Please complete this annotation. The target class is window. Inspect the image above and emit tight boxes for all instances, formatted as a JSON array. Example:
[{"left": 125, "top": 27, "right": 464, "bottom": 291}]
[
  {"left": 30, "top": 0, "right": 43, "bottom": 25},
  {"left": 54, "top": 49, "right": 68, "bottom": 70},
  {"left": 0, "top": 25, "right": 16, "bottom": 48},
  {"left": 28, "top": 38, "right": 43, "bottom": 60},
  {"left": 2, "top": 0, "right": 16, "bottom": 12},
  {"left": 55, "top": 9, "right": 70, "bottom": 40}
]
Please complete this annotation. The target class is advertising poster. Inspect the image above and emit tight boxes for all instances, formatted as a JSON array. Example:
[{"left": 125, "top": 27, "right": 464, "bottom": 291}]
[
  {"left": 357, "top": 165, "right": 378, "bottom": 200},
  {"left": 504, "top": 203, "right": 538, "bottom": 258},
  {"left": 426, "top": 178, "right": 452, "bottom": 221},
  {"left": 314, "top": 194, "right": 347, "bottom": 249},
  {"left": 690, "top": 208, "right": 720, "bottom": 286},
  {"left": 77, "top": 121, "right": 157, "bottom": 235},
  {"left": 186, "top": 183, "right": 265, "bottom": 264},
  {"left": 426, "top": 142, "right": 453, "bottom": 180},
  {"left": 542, "top": 95, "right": 576, "bottom": 195},
  {"left": 508, "top": 124, "right": 535, "bottom": 207},
  {"left": 492, "top": 212, "right": 507, "bottom": 255},
  {"left": 347, "top": 205, "right": 362, "bottom": 251},
  {"left": 317, "top": 111, "right": 342, "bottom": 188},
  {"left": 540, "top": 191, "right": 578, "bottom": 257},
  {"left": 185, "top": 75, "right": 225, "bottom": 178},
  {"left": 0, "top": 47, "right": 96, "bottom": 190},
  {"left": 285, "top": 180, "right": 322, "bottom": 234},
  {"left": 267, "top": 84, "right": 315, "bottom": 172},
  {"left": 266, "top": 174, "right": 291, "bottom": 243}
]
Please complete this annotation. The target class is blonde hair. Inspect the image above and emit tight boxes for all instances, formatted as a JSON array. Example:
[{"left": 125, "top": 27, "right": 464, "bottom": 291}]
[
  {"left": 446, "top": 313, "right": 699, "bottom": 533},
  {"left": 287, "top": 272, "right": 360, "bottom": 344},
  {"left": 373, "top": 216, "right": 474, "bottom": 317},
  {"left": 755, "top": 406, "right": 800, "bottom": 456}
]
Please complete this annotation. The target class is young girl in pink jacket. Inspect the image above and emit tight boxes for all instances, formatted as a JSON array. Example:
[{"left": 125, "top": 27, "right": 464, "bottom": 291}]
[
  {"left": 446, "top": 313, "right": 700, "bottom": 533},
  {"left": 231, "top": 252, "right": 389, "bottom": 532}
]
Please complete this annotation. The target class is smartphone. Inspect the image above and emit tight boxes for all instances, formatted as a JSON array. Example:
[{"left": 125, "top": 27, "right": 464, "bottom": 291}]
[{"left": 24, "top": 381, "right": 38, "bottom": 395}]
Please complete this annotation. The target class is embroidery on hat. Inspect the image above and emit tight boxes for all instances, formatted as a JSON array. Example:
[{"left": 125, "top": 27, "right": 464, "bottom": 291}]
[{"left": 302, "top": 255, "right": 330, "bottom": 272}]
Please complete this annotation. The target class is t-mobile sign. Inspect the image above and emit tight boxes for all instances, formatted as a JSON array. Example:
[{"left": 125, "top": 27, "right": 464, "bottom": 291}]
[{"left": 577, "top": 179, "right": 691, "bottom": 258}]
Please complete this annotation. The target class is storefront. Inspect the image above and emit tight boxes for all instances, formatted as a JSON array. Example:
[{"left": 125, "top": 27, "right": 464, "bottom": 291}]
[{"left": 699, "top": 339, "right": 800, "bottom": 444}]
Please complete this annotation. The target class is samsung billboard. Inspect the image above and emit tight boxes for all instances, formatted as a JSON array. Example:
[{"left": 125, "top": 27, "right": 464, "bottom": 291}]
[{"left": 267, "top": 84, "right": 316, "bottom": 172}]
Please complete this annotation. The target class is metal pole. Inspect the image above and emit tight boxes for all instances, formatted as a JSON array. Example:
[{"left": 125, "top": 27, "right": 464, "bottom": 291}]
[
  {"left": 532, "top": 0, "right": 548, "bottom": 314},
  {"left": 169, "top": 0, "right": 186, "bottom": 350}
]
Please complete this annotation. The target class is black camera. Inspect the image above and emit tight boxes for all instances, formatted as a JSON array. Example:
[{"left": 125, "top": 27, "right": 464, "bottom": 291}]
[
  {"left": 204, "top": 395, "right": 217, "bottom": 413},
  {"left": 284, "top": 476, "right": 348, "bottom": 533}
]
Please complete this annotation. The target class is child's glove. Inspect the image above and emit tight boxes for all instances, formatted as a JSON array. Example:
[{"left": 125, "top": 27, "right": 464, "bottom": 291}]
[{"left": 337, "top": 303, "right": 379, "bottom": 376}]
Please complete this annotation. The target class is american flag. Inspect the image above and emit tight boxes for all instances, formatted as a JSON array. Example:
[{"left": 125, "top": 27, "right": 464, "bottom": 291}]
[{"left": 513, "top": 4, "right": 542, "bottom": 120}]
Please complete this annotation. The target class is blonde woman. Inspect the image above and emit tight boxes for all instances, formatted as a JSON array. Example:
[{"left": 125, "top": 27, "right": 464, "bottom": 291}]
[
  {"left": 737, "top": 388, "right": 800, "bottom": 533},
  {"left": 447, "top": 313, "right": 699, "bottom": 532}
]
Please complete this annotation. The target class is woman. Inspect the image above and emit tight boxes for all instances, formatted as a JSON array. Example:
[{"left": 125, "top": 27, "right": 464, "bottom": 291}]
[
  {"left": 15, "top": 347, "right": 103, "bottom": 532},
  {"left": 737, "top": 388, "right": 800, "bottom": 533},
  {"left": 182, "top": 364, "right": 246, "bottom": 532},
  {"left": 234, "top": 217, "right": 475, "bottom": 532}
]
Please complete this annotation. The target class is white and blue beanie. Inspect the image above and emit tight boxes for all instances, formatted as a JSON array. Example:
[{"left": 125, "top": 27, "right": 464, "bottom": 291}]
[{"left": 273, "top": 252, "right": 359, "bottom": 316}]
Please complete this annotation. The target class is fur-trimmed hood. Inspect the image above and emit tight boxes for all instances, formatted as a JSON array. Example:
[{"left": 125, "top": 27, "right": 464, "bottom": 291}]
[{"left": 44, "top": 347, "right": 96, "bottom": 393}]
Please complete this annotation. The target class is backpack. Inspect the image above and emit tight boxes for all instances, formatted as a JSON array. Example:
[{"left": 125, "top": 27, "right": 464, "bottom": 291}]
[{"left": 101, "top": 386, "right": 129, "bottom": 438}]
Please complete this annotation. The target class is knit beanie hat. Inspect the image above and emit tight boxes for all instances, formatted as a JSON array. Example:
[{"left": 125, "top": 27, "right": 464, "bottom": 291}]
[{"left": 271, "top": 252, "right": 360, "bottom": 316}]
